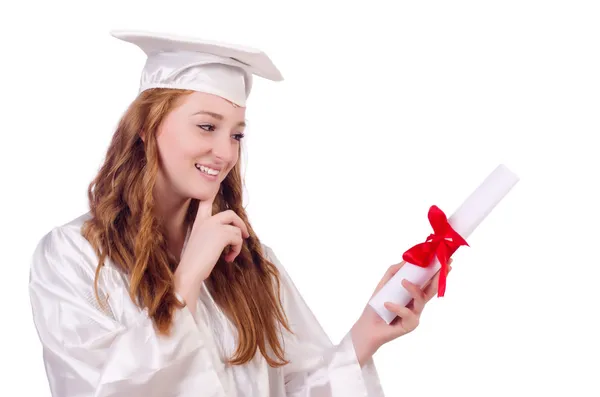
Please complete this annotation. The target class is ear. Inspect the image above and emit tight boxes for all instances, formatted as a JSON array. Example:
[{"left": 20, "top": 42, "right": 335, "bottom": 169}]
[{"left": 139, "top": 130, "right": 146, "bottom": 142}]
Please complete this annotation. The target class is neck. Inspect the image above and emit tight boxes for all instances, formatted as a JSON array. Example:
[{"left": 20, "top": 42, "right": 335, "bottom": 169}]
[{"left": 154, "top": 189, "right": 191, "bottom": 262}]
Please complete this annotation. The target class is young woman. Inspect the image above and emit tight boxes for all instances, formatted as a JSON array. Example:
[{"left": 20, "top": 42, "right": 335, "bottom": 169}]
[{"left": 28, "top": 30, "right": 449, "bottom": 397}]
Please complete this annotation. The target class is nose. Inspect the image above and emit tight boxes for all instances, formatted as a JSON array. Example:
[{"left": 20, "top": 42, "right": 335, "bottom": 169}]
[{"left": 211, "top": 133, "right": 237, "bottom": 163}]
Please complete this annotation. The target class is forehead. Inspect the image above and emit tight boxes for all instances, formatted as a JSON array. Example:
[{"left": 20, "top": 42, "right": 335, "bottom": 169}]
[{"left": 178, "top": 91, "right": 246, "bottom": 118}]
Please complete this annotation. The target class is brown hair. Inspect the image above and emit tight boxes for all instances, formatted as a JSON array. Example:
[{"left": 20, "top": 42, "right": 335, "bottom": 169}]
[{"left": 81, "top": 88, "right": 292, "bottom": 367}]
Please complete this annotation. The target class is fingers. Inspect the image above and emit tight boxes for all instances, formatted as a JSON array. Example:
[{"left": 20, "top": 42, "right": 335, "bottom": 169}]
[
  {"left": 223, "top": 225, "right": 244, "bottom": 262},
  {"left": 382, "top": 261, "right": 405, "bottom": 284},
  {"left": 402, "top": 279, "right": 426, "bottom": 314},
  {"left": 384, "top": 302, "right": 419, "bottom": 330},
  {"left": 423, "top": 271, "right": 441, "bottom": 301},
  {"left": 214, "top": 210, "right": 250, "bottom": 238},
  {"left": 423, "top": 263, "right": 453, "bottom": 302},
  {"left": 371, "top": 261, "right": 406, "bottom": 297}
]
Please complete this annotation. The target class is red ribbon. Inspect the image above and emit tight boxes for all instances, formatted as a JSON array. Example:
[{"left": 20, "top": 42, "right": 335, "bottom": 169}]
[{"left": 402, "top": 205, "right": 469, "bottom": 297}]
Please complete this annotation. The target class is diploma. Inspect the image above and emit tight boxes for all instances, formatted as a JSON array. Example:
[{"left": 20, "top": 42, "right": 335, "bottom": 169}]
[{"left": 368, "top": 164, "right": 520, "bottom": 324}]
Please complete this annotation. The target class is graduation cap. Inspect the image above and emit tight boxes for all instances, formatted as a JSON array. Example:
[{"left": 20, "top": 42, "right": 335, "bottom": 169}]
[{"left": 111, "top": 30, "right": 284, "bottom": 106}]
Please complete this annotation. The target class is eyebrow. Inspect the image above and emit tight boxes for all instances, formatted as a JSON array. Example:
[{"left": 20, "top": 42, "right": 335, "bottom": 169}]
[{"left": 193, "top": 111, "right": 246, "bottom": 127}]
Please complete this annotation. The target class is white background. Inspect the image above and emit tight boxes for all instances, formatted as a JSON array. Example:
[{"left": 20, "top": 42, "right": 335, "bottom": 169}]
[{"left": 1, "top": 0, "right": 599, "bottom": 395}]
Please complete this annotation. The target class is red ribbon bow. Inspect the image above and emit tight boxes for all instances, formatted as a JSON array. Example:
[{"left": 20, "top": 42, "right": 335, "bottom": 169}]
[{"left": 402, "top": 205, "right": 469, "bottom": 297}]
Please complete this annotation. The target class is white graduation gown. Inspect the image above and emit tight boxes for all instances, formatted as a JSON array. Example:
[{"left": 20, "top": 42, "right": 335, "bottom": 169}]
[{"left": 28, "top": 213, "right": 386, "bottom": 397}]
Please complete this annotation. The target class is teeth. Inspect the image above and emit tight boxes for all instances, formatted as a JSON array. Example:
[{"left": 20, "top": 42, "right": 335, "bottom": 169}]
[{"left": 195, "top": 164, "right": 219, "bottom": 176}]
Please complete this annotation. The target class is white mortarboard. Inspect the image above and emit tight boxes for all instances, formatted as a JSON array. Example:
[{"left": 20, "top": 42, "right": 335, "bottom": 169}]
[{"left": 110, "top": 30, "right": 284, "bottom": 107}]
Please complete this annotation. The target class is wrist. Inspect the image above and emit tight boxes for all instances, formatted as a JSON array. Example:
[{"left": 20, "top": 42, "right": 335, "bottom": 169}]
[
  {"left": 350, "top": 321, "right": 379, "bottom": 367},
  {"left": 174, "top": 269, "right": 200, "bottom": 310}
]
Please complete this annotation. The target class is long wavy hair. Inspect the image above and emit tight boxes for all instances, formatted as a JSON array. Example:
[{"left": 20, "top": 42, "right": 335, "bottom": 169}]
[{"left": 81, "top": 88, "right": 293, "bottom": 367}]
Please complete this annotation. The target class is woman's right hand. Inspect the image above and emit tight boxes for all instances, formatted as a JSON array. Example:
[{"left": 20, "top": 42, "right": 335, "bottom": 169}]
[{"left": 174, "top": 193, "right": 250, "bottom": 311}]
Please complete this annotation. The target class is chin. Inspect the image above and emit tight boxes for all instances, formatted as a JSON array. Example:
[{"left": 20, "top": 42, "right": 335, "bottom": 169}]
[{"left": 186, "top": 186, "right": 220, "bottom": 201}]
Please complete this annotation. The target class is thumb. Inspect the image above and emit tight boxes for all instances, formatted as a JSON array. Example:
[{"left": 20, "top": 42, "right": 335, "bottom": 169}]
[{"left": 371, "top": 261, "right": 406, "bottom": 298}]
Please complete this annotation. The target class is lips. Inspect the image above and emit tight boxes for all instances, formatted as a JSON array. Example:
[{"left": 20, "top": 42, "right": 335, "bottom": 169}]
[
  {"left": 195, "top": 164, "right": 220, "bottom": 176},
  {"left": 194, "top": 164, "right": 219, "bottom": 181},
  {"left": 195, "top": 162, "right": 221, "bottom": 170}
]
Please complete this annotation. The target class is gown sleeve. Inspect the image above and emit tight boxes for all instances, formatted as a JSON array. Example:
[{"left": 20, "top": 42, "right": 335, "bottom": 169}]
[
  {"left": 28, "top": 226, "right": 230, "bottom": 397},
  {"left": 262, "top": 245, "right": 386, "bottom": 397}
]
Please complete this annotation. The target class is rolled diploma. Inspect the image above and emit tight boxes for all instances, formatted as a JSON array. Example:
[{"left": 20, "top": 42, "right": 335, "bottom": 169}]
[{"left": 368, "top": 164, "right": 520, "bottom": 324}]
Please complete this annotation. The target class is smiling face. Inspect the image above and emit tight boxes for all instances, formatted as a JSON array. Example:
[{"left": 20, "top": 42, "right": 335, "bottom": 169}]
[{"left": 154, "top": 91, "right": 246, "bottom": 202}]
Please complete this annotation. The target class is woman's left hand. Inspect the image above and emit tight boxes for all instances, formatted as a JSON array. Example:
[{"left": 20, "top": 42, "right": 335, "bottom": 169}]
[{"left": 350, "top": 259, "right": 453, "bottom": 365}]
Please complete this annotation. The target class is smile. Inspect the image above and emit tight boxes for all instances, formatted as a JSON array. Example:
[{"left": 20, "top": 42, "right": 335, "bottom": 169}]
[{"left": 195, "top": 164, "right": 219, "bottom": 176}]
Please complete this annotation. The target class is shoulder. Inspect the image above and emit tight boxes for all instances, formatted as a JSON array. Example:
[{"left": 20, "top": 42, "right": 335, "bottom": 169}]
[
  {"left": 258, "top": 243, "right": 325, "bottom": 339},
  {"left": 29, "top": 212, "right": 101, "bottom": 291},
  {"left": 29, "top": 213, "right": 123, "bottom": 334},
  {"left": 261, "top": 243, "right": 276, "bottom": 262},
  {"left": 260, "top": 242, "right": 298, "bottom": 296},
  {"left": 261, "top": 243, "right": 285, "bottom": 274},
  {"left": 33, "top": 212, "right": 92, "bottom": 251}
]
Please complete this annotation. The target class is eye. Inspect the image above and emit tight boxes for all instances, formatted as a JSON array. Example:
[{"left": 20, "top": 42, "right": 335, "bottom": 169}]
[
  {"left": 233, "top": 133, "right": 245, "bottom": 141},
  {"left": 197, "top": 124, "right": 215, "bottom": 132}
]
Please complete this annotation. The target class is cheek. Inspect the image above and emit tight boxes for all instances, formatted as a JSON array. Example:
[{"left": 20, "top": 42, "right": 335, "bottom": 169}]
[
  {"left": 224, "top": 148, "right": 240, "bottom": 173},
  {"left": 158, "top": 127, "right": 201, "bottom": 161}
]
